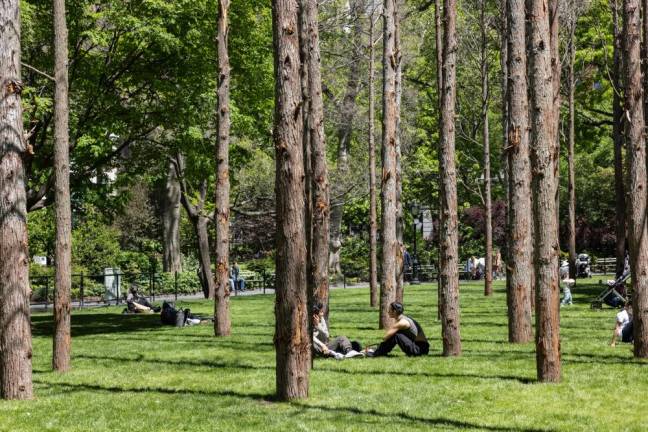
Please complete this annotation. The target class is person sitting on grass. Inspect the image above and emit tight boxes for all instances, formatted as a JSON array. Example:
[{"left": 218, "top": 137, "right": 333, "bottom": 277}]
[
  {"left": 126, "top": 285, "right": 160, "bottom": 313},
  {"left": 610, "top": 301, "right": 633, "bottom": 347},
  {"left": 312, "top": 302, "right": 363, "bottom": 359},
  {"left": 366, "top": 302, "right": 429, "bottom": 357}
]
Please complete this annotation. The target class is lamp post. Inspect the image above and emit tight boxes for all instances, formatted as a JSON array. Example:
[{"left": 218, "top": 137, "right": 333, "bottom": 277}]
[{"left": 409, "top": 201, "right": 421, "bottom": 285}]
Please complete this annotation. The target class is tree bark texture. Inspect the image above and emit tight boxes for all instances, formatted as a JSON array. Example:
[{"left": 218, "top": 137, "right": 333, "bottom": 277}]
[
  {"left": 505, "top": 0, "right": 533, "bottom": 344},
  {"left": 500, "top": 0, "right": 511, "bottom": 302},
  {"left": 272, "top": 0, "right": 310, "bottom": 399},
  {"left": 395, "top": 6, "right": 404, "bottom": 304},
  {"left": 549, "top": 0, "right": 561, "bottom": 224},
  {"left": 328, "top": 0, "right": 364, "bottom": 279},
  {"left": 214, "top": 0, "right": 232, "bottom": 336},
  {"left": 380, "top": 0, "right": 400, "bottom": 330},
  {"left": 624, "top": 0, "right": 648, "bottom": 358},
  {"left": 368, "top": 11, "right": 379, "bottom": 308},
  {"left": 163, "top": 161, "right": 182, "bottom": 273},
  {"left": 481, "top": 0, "right": 493, "bottom": 297},
  {"left": 196, "top": 215, "right": 215, "bottom": 299},
  {"left": 435, "top": 0, "right": 443, "bottom": 322},
  {"left": 303, "top": 0, "right": 330, "bottom": 314},
  {"left": 528, "top": 0, "right": 561, "bottom": 382},
  {"left": 0, "top": 0, "right": 33, "bottom": 399},
  {"left": 611, "top": 0, "right": 626, "bottom": 278},
  {"left": 567, "top": 26, "right": 577, "bottom": 279},
  {"left": 52, "top": 0, "right": 73, "bottom": 373},
  {"left": 438, "top": 0, "right": 462, "bottom": 356}
]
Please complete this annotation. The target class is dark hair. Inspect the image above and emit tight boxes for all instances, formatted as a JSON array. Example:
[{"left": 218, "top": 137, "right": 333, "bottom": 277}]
[
  {"left": 389, "top": 302, "right": 404, "bottom": 315},
  {"left": 312, "top": 302, "right": 324, "bottom": 315}
]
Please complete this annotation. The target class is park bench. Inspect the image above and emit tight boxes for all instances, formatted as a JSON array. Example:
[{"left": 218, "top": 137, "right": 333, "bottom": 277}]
[
  {"left": 591, "top": 257, "right": 616, "bottom": 275},
  {"left": 238, "top": 269, "right": 263, "bottom": 290}
]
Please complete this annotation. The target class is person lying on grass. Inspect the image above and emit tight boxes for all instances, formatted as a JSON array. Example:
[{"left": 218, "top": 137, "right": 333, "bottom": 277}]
[
  {"left": 125, "top": 285, "right": 160, "bottom": 314},
  {"left": 610, "top": 301, "right": 633, "bottom": 347},
  {"left": 312, "top": 302, "right": 364, "bottom": 359},
  {"left": 365, "top": 302, "right": 429, "bottom": 357}
]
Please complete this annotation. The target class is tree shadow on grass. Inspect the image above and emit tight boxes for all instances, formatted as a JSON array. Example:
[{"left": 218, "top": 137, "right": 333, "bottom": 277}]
[
  {"left": 34, "top": 380, "right": 552, "bottom": 431},
  {"left": 85, "top": 334, "right": 275, "bottom": 351},
  {"left": 73, "top": 353, "right": 275, "bottom": 372},
  {"left": 312, "top": 364, "right": 535, "bottom": 384},
  {"left": 32, "top": 313, "right": 164, "bottom": 337}
]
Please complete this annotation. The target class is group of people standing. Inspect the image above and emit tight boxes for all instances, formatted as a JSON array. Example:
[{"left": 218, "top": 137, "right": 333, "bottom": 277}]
[
  {"left": 464, "top": 250, "right": 503, "bottom": 280},
  {"left": 312, "top": 301, "right": 429, "bottom": 360}
]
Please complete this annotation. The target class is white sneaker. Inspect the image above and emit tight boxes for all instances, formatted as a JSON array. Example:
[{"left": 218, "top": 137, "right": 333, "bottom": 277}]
[
  {"left": 345, "top": 350, "right": 365, "bottom": 358},
  {"left": 332, "top": 352, "right": 345, "bottom": 360}
]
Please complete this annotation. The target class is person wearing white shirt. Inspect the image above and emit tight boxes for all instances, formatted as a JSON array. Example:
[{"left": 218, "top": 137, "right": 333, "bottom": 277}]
[{"left": 610, "top": 302, "right": 633, "bottom": 347}]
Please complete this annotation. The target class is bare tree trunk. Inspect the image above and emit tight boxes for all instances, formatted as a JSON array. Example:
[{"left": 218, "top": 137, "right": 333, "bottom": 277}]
[
  {"left": 528, "top": 0, "right": 561, "bottom": 382},
  {"left": 196, "top": 215, "right": 215, "bottom": 299},
  {"left": 395, "top": 4, "right": 404, "bottom": 304},
  {"left": 567, "top": 25, "right": 577, "bottom": 279},
  {"left": 52, "top": 0, "right": 72, "bottom": 373},
  {"left": 611, "top": 0, "right": 626, "bottom": 278},
  {"left": 328, "top": 0, "right": 364, "bottom": 279},
  {"left": 481, "top": 0, "right": 493, "bottom": 297},
  {"left": 214, "top": 0, "right": 231, "bottom": 336},
  {"left": 380, "top": 0, "right": 400, "bottom": 329},
  {"left": 303, "top": 0, "right": 329, "bottom": 313},
  {"left": 500, "top": 0, "right": 512, "bottom": 303},
  {"left": 272, "top": 0, "right": 310, "bottom": 400},
  {"left": 368, "top": 10, "right": 379, "bottom": 308},
  {"left": 505, "top": 0, "right": 533, "bottom": 344},
  {"left": 435, "top": 0, "right": 443, "bottom": 322},
  {"left": 438, "top": 0, "right": 462, "bottom": 356},
  {"left": 549, "top": 0, "right": 561, "bottom": 228},
  {"left": 625, "top": 0, "right": 648, "bottom": 358},
  {"left": 0, "top": 0, "right": 33, "bottom": 399},
  {"left": 163, "top": 161, "right": 182, "bottom": 273}
]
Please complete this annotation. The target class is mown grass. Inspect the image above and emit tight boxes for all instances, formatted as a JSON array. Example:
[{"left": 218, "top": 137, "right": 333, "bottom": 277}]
[{"left": 2, "top": 280, "right": 646, "bottom": 431}]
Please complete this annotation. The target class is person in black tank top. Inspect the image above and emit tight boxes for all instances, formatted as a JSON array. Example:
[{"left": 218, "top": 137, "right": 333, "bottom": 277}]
[{"left": 367, "top": 302, "right": 429, "bottom": 357}]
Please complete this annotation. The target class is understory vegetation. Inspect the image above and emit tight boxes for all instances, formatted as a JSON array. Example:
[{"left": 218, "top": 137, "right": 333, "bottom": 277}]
[{"left": 4, "top": 281, "right": 645, "bottom": 431}]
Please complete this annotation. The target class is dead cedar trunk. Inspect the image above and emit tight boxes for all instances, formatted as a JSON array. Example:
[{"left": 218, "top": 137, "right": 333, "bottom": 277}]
[
  {"left": 214, "top": 0, "right": 231, "bottom": 336},
  {"left": 625, "top": 0, "right": 648, "bottom": 357},
  {"left": 0, "top": 0, "right": 33, "bottom": 400},
  {"left": 163, "top": 162, "right": 182, "bottom": 273},
  {"left": 567, "top": 25, "right": 577, "bottom": 280},
  {"left": 52, "top": 0, "right": 73, "bottom": 373},
  {"left": 528, "top": 0, "right": 561, "bottom": 382},
  {"left": 368, "top": 10, "right": 379, "bottom": 308},
  {"left": 272, "top": 0, "right": 310, "bottom": 400},
  {"left": 304, "top": 0, "right": 330, "bottom": 314},
  {"left": 380, "top": 0, "right": 400, "bottom": 329},
  {"left": 438, "top": 0, "right": 462, "bottom": 355},
  {"left": 505, "top": 0, "right": 533, "bottom": 344},
  {"left": 611, "top": 0, "right": 626, "bottom": 278},
  {"left": 481, "top": 0, "right": 493, "bottom": 297}
]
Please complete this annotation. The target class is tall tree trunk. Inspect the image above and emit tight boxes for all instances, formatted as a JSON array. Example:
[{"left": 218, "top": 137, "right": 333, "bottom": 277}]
[
  {"left": 567, "top": 25, "right": 577, "bottom": 279},
  {"left": 435, "top": 0, "right": 443, "bottom": 322},
  {"left": 214, "top": 0, "right": 232, "bottom": 336},
  {"left": 0, "top": 0, "right": 33, "bottom": 399},
  {"left": 368, "top": 10, "right": 379, "bottom": 308},
  {"left": 328, "top": 0, "right": 364, "bottom": 279},
  {"left": 52, "top": 0, "right": 72, "bottom": 373},
  {"left": 528, "top": 0, "right": 561, "bottom": 382},
  {"left": 395, "top": 4, "right": 404, "bottom": 304},
  {"left": 500, "top": 0, "right": 511, "bottom": 302},
  {"left": 438, "top": 0, "right": 461, "bottom": 356},
  {"left": 481, "top": 0, "right": 493, "bottom": 297},
  {"left": 549, "top": 0, "right": 561, "bottom": 236},
  {"left": 611, "top": 0, "right": 626, "bottom": 278},
  {"left": 505, "top": 0, "right": 533, "bottom": 344},
  {"left": 625, "top": 0, "right": 648, "bottom": 357},
  {"left": 380, "top": 0, "right": 400, "bottom": 329},
  {"left": 303, "top": 0, "right": 329, "bottom": 314},
  {"left": 272, "top": 0, "right": 310, "bottom": 400},
  {"left": 163, "top": 161, "right": 182, "bottom": 273},
  {"left": 196, "top": 215, "right": 216, "bottom": 299}
]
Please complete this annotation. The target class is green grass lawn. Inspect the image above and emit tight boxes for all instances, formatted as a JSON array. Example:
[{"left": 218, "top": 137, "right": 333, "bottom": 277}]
[{"left": 2, "top": 281, "right": 646, "bottom": 431}]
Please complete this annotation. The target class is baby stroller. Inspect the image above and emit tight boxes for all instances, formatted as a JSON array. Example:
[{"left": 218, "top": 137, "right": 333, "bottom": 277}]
[
  {"left": 591, "top": 269, "right": 629, "bottom": 309},
  {"left": 576, "top": 254, "right": 591, "bottom": 278}
]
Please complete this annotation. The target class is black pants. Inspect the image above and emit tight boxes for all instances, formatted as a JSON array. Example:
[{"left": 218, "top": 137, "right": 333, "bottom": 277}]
[
  {"left": 373, "top": 333, "right": 429, "bottom": 357},
  {"left": 314, "top": 336, "right": 353, "bottom": 356}
]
